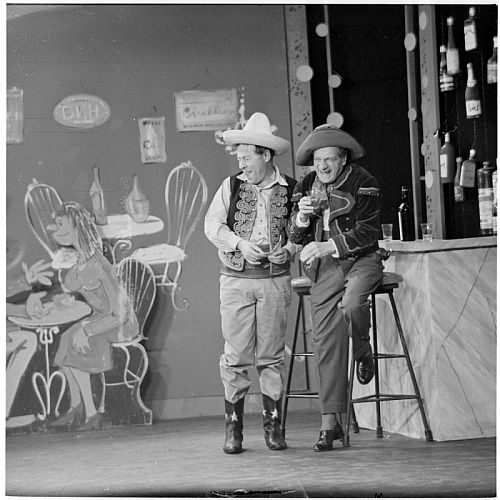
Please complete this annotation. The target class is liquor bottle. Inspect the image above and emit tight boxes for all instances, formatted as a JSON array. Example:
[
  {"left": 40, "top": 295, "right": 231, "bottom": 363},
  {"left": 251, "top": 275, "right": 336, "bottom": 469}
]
[
  {"left": 461, "top": 149, "right": 479, "bottom": 188},
  {"left": 492, "top": 164, "right": 497, "bottom": 234},
  {"left": 487, "top": 36, "right": 498, "bottom": 84},
  {"left": 439, "top": 45, "right": 455, "bottom": 92},
  {"left": 446, "top": 17, "right": 460, "bottom": 75},
  {"left": 454, "top": 157, "right": 465, "bottom": 202},
  {"left": 439, "top": 132, "right": 456, "bottom": 183},
  {"left": 463, "top": 7, "right": 478, "bottom": 52},
  {"left": 89, "top": 166, "right": 107, "bottom": 225},
  {"left": 397, "top": 186, "right": 415, "bottom": 241},
  {"left": 477, "top": 162, "right": 494, "bottom": 235},
  {"left": 465, "top": 62, "right": 482, "bottom": 119}
]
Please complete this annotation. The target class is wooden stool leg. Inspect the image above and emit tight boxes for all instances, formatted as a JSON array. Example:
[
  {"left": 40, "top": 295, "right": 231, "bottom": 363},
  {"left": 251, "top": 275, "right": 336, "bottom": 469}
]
[
  {"left": 371, "top": 293, "right": 383, "bottom": 438},
  {"left": 281, "top": 295, "right": 303, "bottom": 437},
  {"left": 388, "top": 292, "right": 434, "bottom": 441},
  {"left": 344, "top": 354, "right": 356, "bottom": 447}
]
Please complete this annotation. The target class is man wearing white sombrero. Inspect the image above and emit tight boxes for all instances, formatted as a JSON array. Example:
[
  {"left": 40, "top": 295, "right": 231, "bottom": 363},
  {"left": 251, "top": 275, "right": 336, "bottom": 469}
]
[
  {"left": 289, "top": 124, "right": 385, "bottom": 452},
  {"left": 205, "top": 112, "right": 298, "bottom": 454}
]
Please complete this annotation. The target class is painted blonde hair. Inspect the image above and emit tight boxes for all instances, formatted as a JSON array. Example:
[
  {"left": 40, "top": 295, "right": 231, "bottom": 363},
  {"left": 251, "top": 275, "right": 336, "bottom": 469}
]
[{"left": 53, "top": 201, "right": 103, "bottom": 260}]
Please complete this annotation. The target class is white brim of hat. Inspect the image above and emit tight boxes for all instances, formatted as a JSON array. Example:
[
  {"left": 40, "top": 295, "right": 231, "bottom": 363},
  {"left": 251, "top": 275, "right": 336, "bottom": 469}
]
[{"left": 223, "top": 130, "right": 290, "bottom": 156}]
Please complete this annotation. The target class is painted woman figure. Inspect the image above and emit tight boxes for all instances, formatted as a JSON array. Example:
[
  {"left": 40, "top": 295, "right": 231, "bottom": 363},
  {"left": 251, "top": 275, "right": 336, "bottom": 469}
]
[{"left": 49, "top": 202, "right": 138, "bottom": 431}]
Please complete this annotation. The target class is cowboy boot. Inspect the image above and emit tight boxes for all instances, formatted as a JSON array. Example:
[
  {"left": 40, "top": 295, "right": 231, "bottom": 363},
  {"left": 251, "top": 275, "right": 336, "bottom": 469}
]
[
  {"left": 223, "top": 398, "right": 244, "bottom": 454},
  {"left": 262, "top": 394, "right": 287, "bottom": 450}
]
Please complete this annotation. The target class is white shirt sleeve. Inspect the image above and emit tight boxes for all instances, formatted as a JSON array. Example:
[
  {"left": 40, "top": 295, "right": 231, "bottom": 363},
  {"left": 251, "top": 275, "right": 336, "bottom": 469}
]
[{"left": 204, "top": 177, "right": 242, "bottom": 251}]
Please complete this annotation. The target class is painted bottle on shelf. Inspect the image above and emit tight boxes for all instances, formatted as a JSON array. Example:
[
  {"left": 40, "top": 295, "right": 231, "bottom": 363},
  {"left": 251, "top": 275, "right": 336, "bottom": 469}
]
[
  {"left": 439, "top": 45, "right": 455, "bottom": 92},
  {"left": 446, "top": 17, "right": 460, "bottom": 75},
  {"left": 477, "top": 162, "right": 494, "bottom": 235},
  {"left": 89, "top": 165, "right": 107, "bottom": 225},
  {"left": 465, "top": 62, "right": 482, "bottom": 119},
  {"left": 463, "top": 7, "right": 478, "bottom": 51},
  {"left": 487, "top": 36, "right": 497, "bottom": 84},
  {"left": 454, "top": 157, "right": 465, "bottom": 202},
  {"left": 397, "top": 186, "right": 415, "bottom": 241},
  {"left": 439, "top": 132, "right": 455, "bottom": 183},
  {"left": 460, "top": 149, "right": 479, "bottom": 188},
  {"left": 125, "top": 173, "right": 150, "bottom": 223}
]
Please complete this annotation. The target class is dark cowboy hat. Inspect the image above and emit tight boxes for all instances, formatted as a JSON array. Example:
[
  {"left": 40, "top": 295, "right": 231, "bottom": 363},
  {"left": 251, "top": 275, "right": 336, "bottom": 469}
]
[{"left": 295, "top": 123, "right": 365, "bottom": 166}]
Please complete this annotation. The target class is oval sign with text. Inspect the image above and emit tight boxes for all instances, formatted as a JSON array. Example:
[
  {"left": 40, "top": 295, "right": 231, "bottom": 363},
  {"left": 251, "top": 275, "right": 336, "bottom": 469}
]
[{"left": 53, "top": 94, "right": 111, "bottom": 128}]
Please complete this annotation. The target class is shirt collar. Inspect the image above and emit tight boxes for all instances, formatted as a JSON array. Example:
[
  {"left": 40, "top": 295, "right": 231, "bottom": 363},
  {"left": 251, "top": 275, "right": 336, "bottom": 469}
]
[{"left": 237, "top": 166, "right": 288, "bottom": 188}]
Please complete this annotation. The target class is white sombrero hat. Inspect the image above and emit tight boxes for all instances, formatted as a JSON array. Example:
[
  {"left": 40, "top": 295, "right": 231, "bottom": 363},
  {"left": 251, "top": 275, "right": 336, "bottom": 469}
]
[{"left": 223, "top": 112, "right": 290, "bottom": 156}]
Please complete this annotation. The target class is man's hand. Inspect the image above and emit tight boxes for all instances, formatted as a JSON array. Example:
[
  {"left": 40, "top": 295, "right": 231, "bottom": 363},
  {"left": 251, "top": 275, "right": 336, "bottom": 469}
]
[
  {"left": 23, "top": 260, "right": 54, "bottom": 286},
  {"left": 297, "top": 196, "right": 315, "bottom": 223},
  {"left": 300, "top": 241, "right": 336, "bottom": 267},
  {"left": 268, "top": 247, "right": 290, "bottom": 265},
  {"left": 237, "top": 240, "right": 267, "bottom": 265},
  {"left": 26, "top": 291, "right": 53, "bottom": 318},
  {"left": 73, "top": 326, "right": 92, "bottom": 354}
]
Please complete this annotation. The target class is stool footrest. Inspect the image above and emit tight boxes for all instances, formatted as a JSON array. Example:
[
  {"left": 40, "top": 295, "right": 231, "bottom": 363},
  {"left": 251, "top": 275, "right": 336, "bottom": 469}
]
[
  {"left": 351, "top": 394, "right": 419, "bottom": 403},
  {"left": 375, "top": 353, "right": 406, "bottom": 359},
  {"left": 286, "top": 392, "right": 318, "bottom": 399},
  {"left": 292, "top": 352, "right": 314, "bottom": 357}
]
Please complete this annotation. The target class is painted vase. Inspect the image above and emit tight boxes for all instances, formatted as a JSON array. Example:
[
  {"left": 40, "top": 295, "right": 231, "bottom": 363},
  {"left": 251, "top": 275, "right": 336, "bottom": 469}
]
[{"left": 125, "top": 174, "right": 150, "bottom": 223}]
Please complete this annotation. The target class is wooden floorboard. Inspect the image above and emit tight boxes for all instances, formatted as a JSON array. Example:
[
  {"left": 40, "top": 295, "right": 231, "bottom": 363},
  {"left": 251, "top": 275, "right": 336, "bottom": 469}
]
[{"left": 5, "top": 409, "right": 496, "bottom": 498}]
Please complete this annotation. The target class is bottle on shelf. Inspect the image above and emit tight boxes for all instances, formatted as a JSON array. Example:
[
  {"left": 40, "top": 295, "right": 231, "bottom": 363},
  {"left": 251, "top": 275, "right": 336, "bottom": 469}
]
[
  {"left": 492, "top": 163, "right": 497, "bottom": 234},
  {"left": 125, "top": 173, "right": 150, "bottom": 223},
  {"left": 439, "top": 45, "right": 455, "bottom": 92},
  {"left": 439, "top": 132, "right": 456, "bottom": 183},
  {"left": 465, "top": 62, "right": 482, "bottom": 119},
  {"left": 463, "top": 7, "right": 478, "bottom": 52},
  {"left": 454, "top": 156, "right": 465, "bottom": 202},
  {"left": 487, "top": 36, "right": 498, "bottom": 84},
  {"left": 461, "top": 149, "right": 479, "bottom": 188},
  {"left": 397, "top": 186, "right": 415, "bottom": 241},
  {"left": 89, "top": 165, "right": 107, "bottom": 225},
  {"left": 446, "top": 16, "right": 460, "bottom": 75},
  {"left": 477, "top": 162, "right": 495, "bottom": 235}
]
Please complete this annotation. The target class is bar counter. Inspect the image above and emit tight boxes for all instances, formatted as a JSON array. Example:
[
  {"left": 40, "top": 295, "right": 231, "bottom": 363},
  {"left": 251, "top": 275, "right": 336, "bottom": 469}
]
[{"left": 353, "top": 236, "right": 497, "bottom": 441}]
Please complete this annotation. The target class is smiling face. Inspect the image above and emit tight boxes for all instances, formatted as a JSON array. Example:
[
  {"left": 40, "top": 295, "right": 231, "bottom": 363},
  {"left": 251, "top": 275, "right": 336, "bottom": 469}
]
[
  {"left": 313, "top": 146, "right": 348, "bottom": 184},
  {"left": 48, "top": 215, "right": 78, "bottom": 247},
  {"left": 236, "top": 144, "right": 274, "bottom": 186}
]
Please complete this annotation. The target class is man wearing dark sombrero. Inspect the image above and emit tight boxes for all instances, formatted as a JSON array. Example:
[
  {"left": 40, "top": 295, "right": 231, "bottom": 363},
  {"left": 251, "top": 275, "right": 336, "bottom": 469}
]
[
  {"left": 289, "top": 123, "right": 384, "bottom": 452},
  {"left": 205, "top": 112, "right": 298, "bottom": 454}
]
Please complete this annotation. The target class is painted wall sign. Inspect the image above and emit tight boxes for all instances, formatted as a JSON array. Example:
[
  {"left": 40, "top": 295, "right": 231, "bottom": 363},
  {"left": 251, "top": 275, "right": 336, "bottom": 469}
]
[
  {"left": 53, "top": 94, "right": 111, "bottom": 128},
  {"left": 7, "top": 88, "right": 23, "bottom": 144},
  {"left": 138, "top": 117, "right": 167, "bottom": 163},
  {"left": 175, "top": 88, "right": 238, "bottom": 132}
]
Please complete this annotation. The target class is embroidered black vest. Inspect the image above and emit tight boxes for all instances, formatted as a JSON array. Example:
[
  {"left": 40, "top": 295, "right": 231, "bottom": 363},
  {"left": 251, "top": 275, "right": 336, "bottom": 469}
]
[{"left": 219, "top": 173, "right": 297, "bottom": 277}]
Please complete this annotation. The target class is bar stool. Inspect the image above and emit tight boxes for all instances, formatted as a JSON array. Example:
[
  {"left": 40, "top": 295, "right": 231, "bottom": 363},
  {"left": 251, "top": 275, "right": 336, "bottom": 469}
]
[
  {"left": 280, "top": 275, "right": 359, "bottom": 439},
  {"left": 344, "top": 271, "right": 434, "bottom": 446},
  {"left": 281, "top": 272, "right": 433, "bottom": 446}
]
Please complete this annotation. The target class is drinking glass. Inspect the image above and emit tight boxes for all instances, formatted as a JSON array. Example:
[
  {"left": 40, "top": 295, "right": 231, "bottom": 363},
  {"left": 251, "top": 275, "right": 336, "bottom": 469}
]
[
  {"left": 381, "top": 223, "right": 393, "bottom": 241},
  {"left": 421, "top": 222, "right": 433, "bottom": 242}
]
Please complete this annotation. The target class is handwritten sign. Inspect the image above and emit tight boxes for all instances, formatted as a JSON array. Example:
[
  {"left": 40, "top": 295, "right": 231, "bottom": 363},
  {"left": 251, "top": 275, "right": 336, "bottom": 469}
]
[
  {"left": 7, "top": 88, "right": 23, "bottom": 144},
  {"left": 53, "top": 94, "right": 110, "bottom": 128},
  {"left": 175, "top": 89, "right": 238, "bottom": 132},
  {"left": 138, "top": 117, "right": 167, "bottom": 164}
]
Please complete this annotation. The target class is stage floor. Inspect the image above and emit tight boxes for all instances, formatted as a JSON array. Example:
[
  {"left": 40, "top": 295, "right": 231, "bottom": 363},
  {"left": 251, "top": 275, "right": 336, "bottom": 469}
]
[{"left": 5, "top": 409, "right": 496, "bottom": 498}]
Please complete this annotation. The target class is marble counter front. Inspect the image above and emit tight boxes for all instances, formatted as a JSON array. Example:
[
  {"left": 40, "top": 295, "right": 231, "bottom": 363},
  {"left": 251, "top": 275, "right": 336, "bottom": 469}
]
[{"left": 353, "top": 236, "right": 497, "bottom": 441}]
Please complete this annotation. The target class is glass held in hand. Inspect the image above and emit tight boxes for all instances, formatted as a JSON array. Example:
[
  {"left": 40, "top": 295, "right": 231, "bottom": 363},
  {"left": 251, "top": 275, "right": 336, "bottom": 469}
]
[
  {"left": 421, "top": 222, "right": 433, "bottom": 242},
  {"left": 306, "top": 187, "right": 327, "bottom": 210},
  {"left": 381, "top": 223, "right": 393, "bottom": 242}
]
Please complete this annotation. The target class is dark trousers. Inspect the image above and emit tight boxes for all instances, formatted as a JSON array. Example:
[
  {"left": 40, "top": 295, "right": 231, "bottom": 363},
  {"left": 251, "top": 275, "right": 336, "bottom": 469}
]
[{"left": 309, "top": 252, "right": 384, "bottom": 414}]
